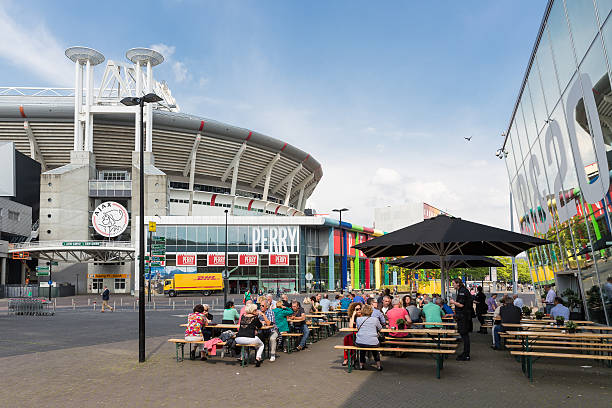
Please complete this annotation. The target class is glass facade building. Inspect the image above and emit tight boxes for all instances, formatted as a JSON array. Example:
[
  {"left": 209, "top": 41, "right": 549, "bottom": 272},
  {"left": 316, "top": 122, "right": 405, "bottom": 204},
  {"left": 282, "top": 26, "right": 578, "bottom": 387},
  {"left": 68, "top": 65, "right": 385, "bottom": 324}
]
[
  {"left": 141, "top": 216, "right": 387, "bottom": 294},
  {"left": 502, "top": 0, "right": 612, "bottom": 324}
]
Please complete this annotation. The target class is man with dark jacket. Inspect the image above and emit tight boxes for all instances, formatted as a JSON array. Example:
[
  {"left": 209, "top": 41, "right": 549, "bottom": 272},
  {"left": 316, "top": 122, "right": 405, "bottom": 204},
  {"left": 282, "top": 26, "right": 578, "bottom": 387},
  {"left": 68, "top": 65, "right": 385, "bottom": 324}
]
[
  {"left": 449, "top": 278, "right": 473, "bottom": 361},
  {"left": 101, "top": 286, "right": 113, "bottom": 312},
  {"left": 492, "top": 296, "right": 522, "bottom": 350}
]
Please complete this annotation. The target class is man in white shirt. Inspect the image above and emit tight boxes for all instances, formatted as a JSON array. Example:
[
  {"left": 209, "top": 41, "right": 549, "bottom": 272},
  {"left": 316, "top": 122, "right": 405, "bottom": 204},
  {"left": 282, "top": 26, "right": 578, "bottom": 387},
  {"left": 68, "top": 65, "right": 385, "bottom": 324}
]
[
  {"left": 319, "top": 293, "right": 331, "bottom": 312},
  {"left": 544, "top": 285, "right": 556, "bottom": 315},
  {"left": 512, "top": 294, "right": 524, "bottom": 309},
  {"left": 380, "top": 296, "right": 391, "bottom": 315},
  {"left": 266, "top": 294, "right": 276, "bottom": 309}
]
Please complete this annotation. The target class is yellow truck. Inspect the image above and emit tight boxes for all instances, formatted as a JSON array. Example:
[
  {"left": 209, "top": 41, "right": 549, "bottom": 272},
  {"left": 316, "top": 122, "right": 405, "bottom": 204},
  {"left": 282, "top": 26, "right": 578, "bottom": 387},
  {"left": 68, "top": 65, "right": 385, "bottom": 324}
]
[{"left": 163, "top": 273, "right": 224, "bottom": 297}]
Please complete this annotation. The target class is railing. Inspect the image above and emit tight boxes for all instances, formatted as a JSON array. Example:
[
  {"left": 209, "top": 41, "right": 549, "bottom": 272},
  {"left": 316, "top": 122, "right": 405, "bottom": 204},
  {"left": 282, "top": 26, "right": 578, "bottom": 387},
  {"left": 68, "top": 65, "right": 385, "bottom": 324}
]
[
  {"left": 88, "top": 180, "right": 132, "bottom": 198},
  {"left": 8, "top": 240, "right": 134, "bottom": 251}
]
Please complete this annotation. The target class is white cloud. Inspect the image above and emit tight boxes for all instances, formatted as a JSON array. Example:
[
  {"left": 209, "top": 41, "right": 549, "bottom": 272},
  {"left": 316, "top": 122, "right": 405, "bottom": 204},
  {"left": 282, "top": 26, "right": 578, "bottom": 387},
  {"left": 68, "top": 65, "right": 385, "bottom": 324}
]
[
  {"left": 150, "top": 43, "right": 175, "bottom": 59},
  {"left": 0, "top": 4, "right": 72, "bottom": 86},
  {"left": 198, "top": 77, "right": 210, "bottom": 87},
  {"left": 172, "top": 61, "right": 189, "bottom": 82},
  {"left": 373, "top": 168, "right": 402, "bottom": 186}
]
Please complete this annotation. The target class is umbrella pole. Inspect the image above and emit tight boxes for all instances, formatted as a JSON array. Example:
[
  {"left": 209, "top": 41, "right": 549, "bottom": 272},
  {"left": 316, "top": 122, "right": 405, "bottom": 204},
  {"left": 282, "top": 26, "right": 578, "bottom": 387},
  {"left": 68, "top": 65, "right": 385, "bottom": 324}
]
[{"left": 440, "top": 255, "right": 446, "bottom": 299}]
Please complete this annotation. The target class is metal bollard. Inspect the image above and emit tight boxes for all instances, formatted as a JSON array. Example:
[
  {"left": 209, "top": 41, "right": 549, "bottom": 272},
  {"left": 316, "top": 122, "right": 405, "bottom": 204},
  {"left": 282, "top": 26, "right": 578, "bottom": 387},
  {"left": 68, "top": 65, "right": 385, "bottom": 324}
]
[
  {"left": 153, "top": 302, "right": 156, "bottom": 310},
  {"left": 184, "top": 299, "right": 187, "bottom": 305},
  {"left": 113, "top": 301, "right": 116, "bottom": 310},
  {"left": 192, "top": 300, "right": 195, "bottom": 307},
  {"left": 172, "top": 301, "right": 175, "bottom": 310},
  {"left": 88, "top": 298, "right": 91, "bottom": 306},
  {"left": 169, "top": 298, "right": 171, "bottom": 306},
  {"left": 121, "top": 298, "right": 123, "bottom": 306},
  {"left": 73, "top": 301, "right": 76, "bottom": 310},
  {"left": 200, "top": 298, "right": 202, "bottom": 305},
  {"left": 93, "top": 303, "right": 96, "bottom": 311}
]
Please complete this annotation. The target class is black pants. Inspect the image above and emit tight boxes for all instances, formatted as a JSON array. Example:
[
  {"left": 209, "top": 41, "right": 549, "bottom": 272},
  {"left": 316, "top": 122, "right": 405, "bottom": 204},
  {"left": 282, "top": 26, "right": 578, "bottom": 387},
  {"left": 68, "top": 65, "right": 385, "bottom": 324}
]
[
  {"left": 355, "top": 343, "right": 380, "bottom": 364},
  {"left": 460, "top": 332, "right": 470, "bottom": 356},
  {"left": 476, "top": 313, "right": 486, "bottom": 331}
]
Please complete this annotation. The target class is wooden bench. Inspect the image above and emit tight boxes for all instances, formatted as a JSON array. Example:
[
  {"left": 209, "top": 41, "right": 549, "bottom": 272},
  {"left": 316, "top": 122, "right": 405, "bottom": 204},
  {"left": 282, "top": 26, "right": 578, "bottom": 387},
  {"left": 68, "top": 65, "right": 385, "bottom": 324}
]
[
  {"left": 384, "top": 336, "right": 457, "bottom": 342},
  {"left": 168, "top": 339, "right": 226, "bottom": 362},
  {"left": 505, "top": 338, "right": 612, "bottom": 347},
  {"left": 510, "top": 350, "right": 612, "bottom": 381},
  {"left": 506, "top": 344, "right": 612, "bottom": 352},
  {"left": 281, "top": 332, "right": 303, "bottom": 353},
  {"left": 236, "top": 343, "right": 261, "bottom": 367},
  {"left": 334, "top": 345, "right": 456, "bottom": 378},
  {"left": 384, "top": 340, "right": 457, "bottom": 348}
]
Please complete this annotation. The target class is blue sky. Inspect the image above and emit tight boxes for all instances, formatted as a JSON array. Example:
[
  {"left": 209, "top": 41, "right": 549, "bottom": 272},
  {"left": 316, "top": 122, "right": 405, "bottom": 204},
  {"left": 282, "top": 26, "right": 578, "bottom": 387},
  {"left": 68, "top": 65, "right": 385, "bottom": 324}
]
[{"left": 0, "top": 0, "right": 546, "bottom": 228}]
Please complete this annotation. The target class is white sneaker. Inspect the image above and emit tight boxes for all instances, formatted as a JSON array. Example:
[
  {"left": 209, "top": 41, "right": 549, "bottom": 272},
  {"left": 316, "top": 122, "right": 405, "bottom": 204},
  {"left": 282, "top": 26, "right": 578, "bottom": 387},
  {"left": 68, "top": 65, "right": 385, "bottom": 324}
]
[{"left": 270, "top": 356, "right": 276, "bottom": 362}]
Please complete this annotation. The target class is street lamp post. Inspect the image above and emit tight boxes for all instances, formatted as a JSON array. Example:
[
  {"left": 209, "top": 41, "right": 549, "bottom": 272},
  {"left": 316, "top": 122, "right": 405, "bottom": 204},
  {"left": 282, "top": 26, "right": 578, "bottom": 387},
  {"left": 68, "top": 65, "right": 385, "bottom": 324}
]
[
  {"left": 224, "top": 209, "right": 229, "bottom": 308},
  {"left": 333, "top": 208, "right": 349, "bottom": 291},
  {"left": 120, "top": 93, "right": 163, "bottom": 364}
]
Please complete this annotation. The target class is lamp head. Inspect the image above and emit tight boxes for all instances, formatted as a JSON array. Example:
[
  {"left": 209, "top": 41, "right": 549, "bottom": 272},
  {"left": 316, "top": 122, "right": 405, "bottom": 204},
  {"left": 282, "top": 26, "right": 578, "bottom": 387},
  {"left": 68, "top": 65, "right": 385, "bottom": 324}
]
[
  {"left": 143, "top": 93, "right": 163, "bottom": 103},
  {"left": 120, "top": 97, "right": 140, "bottom": 106}
]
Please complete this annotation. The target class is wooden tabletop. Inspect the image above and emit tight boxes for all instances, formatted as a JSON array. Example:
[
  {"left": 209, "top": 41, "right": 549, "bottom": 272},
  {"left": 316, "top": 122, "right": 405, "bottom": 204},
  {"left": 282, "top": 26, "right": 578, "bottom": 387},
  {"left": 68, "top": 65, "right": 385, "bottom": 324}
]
[
  {"left": 411, "top": 322, "right": 457, "bottom": 327},
  {"left": 504, "top": 331, "right": 612, "bottom": 339},
  {"left": 340, "top": 327, "right": 457, "bottom": 335},
  {"left": 180, "top": 323, "right": 273, "bottom": 330}
]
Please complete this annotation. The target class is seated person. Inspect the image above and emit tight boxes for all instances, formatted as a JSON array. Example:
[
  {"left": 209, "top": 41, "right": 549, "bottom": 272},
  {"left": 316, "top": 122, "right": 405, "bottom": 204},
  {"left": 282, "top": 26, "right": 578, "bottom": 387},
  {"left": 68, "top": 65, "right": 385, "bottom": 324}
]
[
  {"left": 422, "top": 297, "right": 444, "bottom": 328},
  {"left": 340, "top": 294, "right": 353, "bottom": 311},
  {"left": 184, "top": 304, "right": 209, "bottom": 361},
  {"left": 492, "top": 296, "right": 522, "bottom": 350},
  {"left": 342, "top": 302, "right": 362, "bottom": 366},
  {"left": 290, "top": 300, "right": 309, "bottom": 351},
  {"left": 550, "top": 297, "right": 570, "bottom": 320},
  {"left": 386, "top": 298, "right": 412, "bottom": 337},
  {"left": 201, "top": 304, "right": 214, "bottom": 340},
  {"left": 320, "top": 294, "right": 331, "bottom": 312},
  {"left": 222, "top": 301, "right": 240, "bottom": 324},
  {"left": 235, "top": 303, "right": 265, "bottom": 367},
  {"left": 355, "top": 304, "right": 383, "bottom": 371},
  {"left": 441, "top": 299, "right": 454, "bottom": 317}
]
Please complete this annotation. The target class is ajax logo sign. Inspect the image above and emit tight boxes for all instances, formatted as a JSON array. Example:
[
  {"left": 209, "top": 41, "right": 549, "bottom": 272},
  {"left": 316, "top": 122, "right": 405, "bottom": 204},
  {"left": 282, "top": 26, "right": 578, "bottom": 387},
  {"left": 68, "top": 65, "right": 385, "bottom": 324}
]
[{"left": 91, "top": 201, "right": 129, "bottom": 238}]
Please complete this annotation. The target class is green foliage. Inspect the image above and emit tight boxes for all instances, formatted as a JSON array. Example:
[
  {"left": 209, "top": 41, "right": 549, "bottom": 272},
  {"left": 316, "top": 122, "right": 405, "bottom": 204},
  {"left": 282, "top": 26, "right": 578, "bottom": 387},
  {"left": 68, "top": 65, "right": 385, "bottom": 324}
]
[
  {"left": 565, "top": 320, "right": 578, "bottom": 332},
  {"left": 521, "top": 305, "right": 532, "bottom": 316},
  {"left": 555, "top": 316, "right": 565, "bottom": 326},
  {"left": 492, "top": 257, "right": 531, "bottom": 283},
  {"left": 561, "top": 288, "right": 582, "bottom": 311},
  {"left": 534, "top": 311, "right": 544, "bottom": 320}
]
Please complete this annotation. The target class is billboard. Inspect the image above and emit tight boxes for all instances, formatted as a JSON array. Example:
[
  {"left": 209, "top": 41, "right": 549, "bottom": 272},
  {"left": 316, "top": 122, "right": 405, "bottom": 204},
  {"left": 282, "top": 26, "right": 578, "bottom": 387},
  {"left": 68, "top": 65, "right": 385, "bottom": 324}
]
[
  {"left": 239, "top": 253, "right": 259, "bottom": 266},
  {"left": 269, "top": 254, "right": 290, "bottom": 266},
  {"left": 176, "top": 253, "right": 197, "bottom": 266}
]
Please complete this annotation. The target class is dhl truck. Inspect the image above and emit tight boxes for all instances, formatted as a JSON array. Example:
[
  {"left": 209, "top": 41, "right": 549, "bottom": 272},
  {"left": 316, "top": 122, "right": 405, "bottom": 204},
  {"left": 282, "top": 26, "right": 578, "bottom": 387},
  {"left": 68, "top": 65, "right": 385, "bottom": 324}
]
[{"left": 163, "top": 273, "right": 224, "bottom": 297}]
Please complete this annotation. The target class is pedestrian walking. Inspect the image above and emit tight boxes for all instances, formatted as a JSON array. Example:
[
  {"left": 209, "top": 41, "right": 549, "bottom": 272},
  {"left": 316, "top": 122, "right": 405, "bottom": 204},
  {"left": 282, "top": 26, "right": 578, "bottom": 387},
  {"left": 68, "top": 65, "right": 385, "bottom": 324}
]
[{"left": 101, "top": 286, "right": 114, "bottom": 312}]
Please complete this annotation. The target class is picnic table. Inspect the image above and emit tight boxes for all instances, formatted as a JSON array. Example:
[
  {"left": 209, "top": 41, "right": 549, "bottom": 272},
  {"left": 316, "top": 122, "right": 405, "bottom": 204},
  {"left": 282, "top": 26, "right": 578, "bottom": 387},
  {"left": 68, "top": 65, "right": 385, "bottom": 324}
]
[
  {"left": 337, "top": 327, "right": 458, "bottom": 377},
  {"left": 503, "top": 330, "right": 612, "bottom": 381}
]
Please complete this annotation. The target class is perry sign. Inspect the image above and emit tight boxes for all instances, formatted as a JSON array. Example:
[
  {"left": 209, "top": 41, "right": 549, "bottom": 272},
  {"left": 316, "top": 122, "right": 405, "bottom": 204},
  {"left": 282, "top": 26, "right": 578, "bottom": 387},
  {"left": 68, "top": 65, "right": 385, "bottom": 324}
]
[
  {"left": 251, "top": 225, "right": 299, "bottom": 254},
  {"left": 269, "top": 253, "right": 290, "bottom": 266},
  {"left": 239, "top": 253, "right": 259, "bottom": 266},
  {"left": 176, "top": 253, "right": 197, "bottom": 267},
  {"left": 207, "top": 253, "right": 226, "bottom": 266}
]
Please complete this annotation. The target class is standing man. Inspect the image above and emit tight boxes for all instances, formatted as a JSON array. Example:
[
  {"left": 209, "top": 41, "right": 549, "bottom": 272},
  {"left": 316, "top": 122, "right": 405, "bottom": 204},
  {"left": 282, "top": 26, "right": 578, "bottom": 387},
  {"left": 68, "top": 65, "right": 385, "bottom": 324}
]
[
  {"left": 544, "top": 285, "right": 556, "bottom": 315},
  {"left": 449, "top": 278, "right": 472, "bottom": 361},
  {"left": 101, "top": 285, "right": 113, "bottom": 313}
]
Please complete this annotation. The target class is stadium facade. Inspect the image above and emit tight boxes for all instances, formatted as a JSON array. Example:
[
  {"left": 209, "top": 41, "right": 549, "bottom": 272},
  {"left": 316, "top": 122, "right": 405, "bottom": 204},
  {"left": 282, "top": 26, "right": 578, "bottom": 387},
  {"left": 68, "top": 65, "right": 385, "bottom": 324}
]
[
  {"left": 499, "top": 0, "right": 612, "bottom": 324},
  {"left": 0, "top": 46, "right": 388, "bottom": 294}
]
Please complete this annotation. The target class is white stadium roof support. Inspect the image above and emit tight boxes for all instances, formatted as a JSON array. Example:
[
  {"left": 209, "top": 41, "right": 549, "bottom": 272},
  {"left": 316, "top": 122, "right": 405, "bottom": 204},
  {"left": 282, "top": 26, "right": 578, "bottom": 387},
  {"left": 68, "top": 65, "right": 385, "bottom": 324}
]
[
  {"left": 183, "top": 134, "right": 202, "bottom": 177},
  {"left": 23, "top": 121, "right": 46, "bottom": 171},
  {"left": 271, "top": 163, "right": 302, "bottom": 196},
  {"left": 300, "top": 180, "right": 319, "bottom": 211}
]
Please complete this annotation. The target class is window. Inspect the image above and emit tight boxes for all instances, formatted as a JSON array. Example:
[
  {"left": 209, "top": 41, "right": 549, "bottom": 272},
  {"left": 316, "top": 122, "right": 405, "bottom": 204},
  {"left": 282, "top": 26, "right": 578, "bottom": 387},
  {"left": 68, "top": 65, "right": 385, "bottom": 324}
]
[
  {"left": 115, "top": 278, "right": 126, "bottom": 290},
  {"left": 92, "top": 278, "right": 103, "bottom": 291},
  {"left": 100, "top": 171, "right": 128, "bottom": 181},
  {"left": 7, "top": 210, "right": 19, "bottom": 221}
]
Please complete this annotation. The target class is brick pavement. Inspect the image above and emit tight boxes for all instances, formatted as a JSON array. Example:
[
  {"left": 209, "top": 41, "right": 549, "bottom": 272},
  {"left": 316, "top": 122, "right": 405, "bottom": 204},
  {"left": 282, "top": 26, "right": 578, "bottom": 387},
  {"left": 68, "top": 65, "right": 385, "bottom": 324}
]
[{"left": 0, "top": 311, "right": 611, "bottom": 407}]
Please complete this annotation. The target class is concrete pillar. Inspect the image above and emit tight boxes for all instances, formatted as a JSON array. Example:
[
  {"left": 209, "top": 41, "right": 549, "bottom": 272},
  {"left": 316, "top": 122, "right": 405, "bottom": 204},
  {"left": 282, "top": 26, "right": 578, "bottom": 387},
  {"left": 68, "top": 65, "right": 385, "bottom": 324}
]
[
  {"left": 20, "top": 262, "right": 26, "bottom": 284},
  {"left": 1, "top": 257, "right": 6, "bottom": 285}
]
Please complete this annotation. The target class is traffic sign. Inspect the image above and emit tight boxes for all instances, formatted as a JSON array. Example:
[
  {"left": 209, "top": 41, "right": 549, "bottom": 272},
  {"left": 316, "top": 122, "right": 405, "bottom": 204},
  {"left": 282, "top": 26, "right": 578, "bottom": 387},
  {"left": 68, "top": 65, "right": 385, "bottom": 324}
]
[
  {"left": 152, "top": 250, "right": 166, "bottom": 255},
  {"left": 152, "top": 236, "right": 165, "bottom": 242},
  {"left": 36, "top": 266, "right": 50, "bottom": 271},
  {"left": 150, "top": 262, "right": 163, "bottom": 267},
  {"left": 36, "top": 271, "right": 50, "bottom": 277},
  {"left": 48, "top": 280, "right": 53, "bottom": 285},
  {"left": 48, "top": 261, "right": 59, "bottom": 266},
  {"left": 148, "top": 221, "right": 157, "bottom": 232}
]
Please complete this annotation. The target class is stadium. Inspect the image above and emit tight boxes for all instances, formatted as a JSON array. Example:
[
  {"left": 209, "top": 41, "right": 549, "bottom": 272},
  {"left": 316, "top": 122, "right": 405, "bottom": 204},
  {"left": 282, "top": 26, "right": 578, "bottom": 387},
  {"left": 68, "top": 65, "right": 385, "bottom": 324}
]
[{"left": 0, "top": 46, "right": 388, "bottom": 295}]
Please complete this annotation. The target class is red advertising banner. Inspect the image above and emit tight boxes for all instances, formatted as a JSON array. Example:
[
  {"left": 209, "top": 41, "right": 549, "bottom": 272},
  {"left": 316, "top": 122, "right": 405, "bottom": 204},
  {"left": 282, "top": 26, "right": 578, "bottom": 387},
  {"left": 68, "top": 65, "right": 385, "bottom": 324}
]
[
  {"left": 239, "top": 253, "right": 259, "bottom": 266},
  {"left": 176, "top": 253, "right": 197, "bottom": 266},
  {"left": 269, "top": 253, "right": 290, "bottom": 266},
  {"left": 207, "top": 253, "right": 225, "bottom": 266}
]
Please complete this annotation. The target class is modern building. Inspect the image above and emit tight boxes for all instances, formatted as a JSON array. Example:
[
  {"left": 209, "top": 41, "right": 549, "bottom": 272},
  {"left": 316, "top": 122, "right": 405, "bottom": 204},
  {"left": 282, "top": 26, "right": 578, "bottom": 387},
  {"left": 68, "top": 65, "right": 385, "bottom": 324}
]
[
  {"left": 0, "top": 46, "right": 390, "bottom": 294},
  {"left": 374, "top": 202, "right": 450, "bottom": 233},
  {"left": 498, "top": 0, "right": 612, "bottom": 324},
  {"left": 0, "top": 142, "right": 40, "bottom": 290}
]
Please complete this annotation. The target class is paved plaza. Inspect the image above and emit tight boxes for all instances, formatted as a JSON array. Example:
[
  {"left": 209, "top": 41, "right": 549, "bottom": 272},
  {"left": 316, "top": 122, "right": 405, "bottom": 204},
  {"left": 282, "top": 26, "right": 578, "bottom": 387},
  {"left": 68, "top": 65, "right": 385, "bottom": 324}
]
[{"left": 1, "top": 296, "right": 611, "bottom": 408}]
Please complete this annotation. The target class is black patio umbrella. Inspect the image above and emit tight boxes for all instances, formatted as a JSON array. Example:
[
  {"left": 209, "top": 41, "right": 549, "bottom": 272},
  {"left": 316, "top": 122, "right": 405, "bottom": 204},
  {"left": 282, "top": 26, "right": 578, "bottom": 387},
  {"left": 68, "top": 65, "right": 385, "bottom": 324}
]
[
  {"left": 354, "top": 214, "right": 551, "bottom": 297},
  {"left": 388, "top": 255, "right": 504, "bottom": 270}
]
